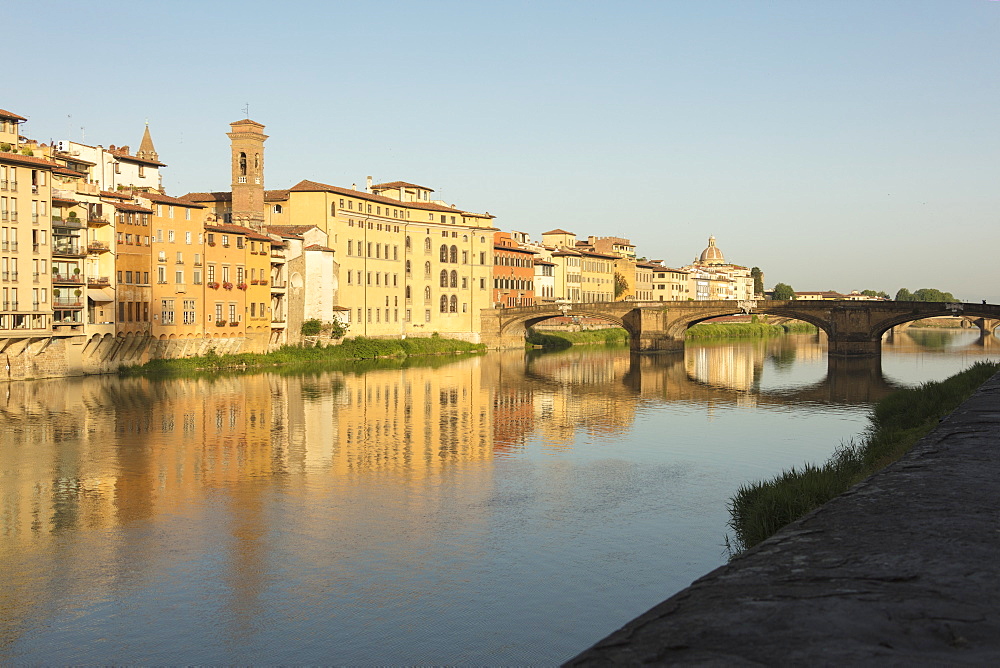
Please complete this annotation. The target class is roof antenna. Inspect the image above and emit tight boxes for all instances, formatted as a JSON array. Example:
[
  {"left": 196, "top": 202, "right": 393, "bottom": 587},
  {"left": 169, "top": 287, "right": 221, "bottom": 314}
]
[{"left": 242, "top": 102, "right": 250, "bottom": 118}]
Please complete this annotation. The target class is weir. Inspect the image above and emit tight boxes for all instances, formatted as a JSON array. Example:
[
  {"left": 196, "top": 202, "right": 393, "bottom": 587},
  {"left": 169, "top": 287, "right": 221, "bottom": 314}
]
[{"left": 566, "top": 371, "right": 1000, "bottom": 665}]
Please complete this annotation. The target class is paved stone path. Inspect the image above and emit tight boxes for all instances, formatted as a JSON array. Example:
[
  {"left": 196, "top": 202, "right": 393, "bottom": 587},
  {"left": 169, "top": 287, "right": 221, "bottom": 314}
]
[{"left": 566, "top": 372, "right": 1000, "bottom": 666}]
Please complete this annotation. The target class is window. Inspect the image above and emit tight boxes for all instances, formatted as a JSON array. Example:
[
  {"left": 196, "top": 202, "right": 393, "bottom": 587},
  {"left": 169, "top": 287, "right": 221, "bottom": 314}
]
[
  {"left": 440, "top": 245, "right": 448, "bottom": 262},
  {"left": 450, "top": 246, "right": 458, "bottom": 263},
  {"left": 405, "top": 260, "right": 411, "bottom": 274},
  {"left": 450, "top": 295, "right": 458, "bottom": 313},
  {"left": 424, "top": 286, "right": 431, "bottom": 304},
  {"left": 161, "top": 299, "right": 175, "bottom": 324},
  {"left": 440, "top": 270, "right": 448, "bottom": 288},
  {"left": 236, "top": 237, "right": 244, "bottom": 249},
  {"left": 440, "top": 295, "right": 448, "bottom": 313}
]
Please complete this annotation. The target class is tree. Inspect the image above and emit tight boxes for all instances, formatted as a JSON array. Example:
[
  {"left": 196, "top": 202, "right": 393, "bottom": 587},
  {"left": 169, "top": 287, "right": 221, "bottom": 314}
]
[
  {"left": 614, "top": 272, "right": 629, "bottom": 300},
  {"left": 913, "top": 288, "right": 955, "bottom": 302},
  {"left": 895, "top": 288, "right": 913, "bottom": 301},
  {"left": 773, "top": 283, "right": 795, "bottom": 300},
  {"left": 750, "top": 267, "right": 764, "bottom": 296}
]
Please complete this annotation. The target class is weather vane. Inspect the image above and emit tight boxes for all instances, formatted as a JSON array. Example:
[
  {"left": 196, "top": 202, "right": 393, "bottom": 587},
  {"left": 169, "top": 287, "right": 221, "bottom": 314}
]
[{"left": 242, "top": 102, "right": 250, "bottom": 118}]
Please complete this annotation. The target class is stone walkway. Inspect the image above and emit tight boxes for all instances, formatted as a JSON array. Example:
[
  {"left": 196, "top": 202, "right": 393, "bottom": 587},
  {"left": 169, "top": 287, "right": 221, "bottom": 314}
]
[{"left": 566, "top": 372, "right": 1000, "bottom": 666}]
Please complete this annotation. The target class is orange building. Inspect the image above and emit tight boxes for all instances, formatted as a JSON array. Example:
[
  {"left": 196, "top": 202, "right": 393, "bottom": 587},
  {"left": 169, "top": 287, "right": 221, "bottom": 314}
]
[
  {"left": 492, "top": 231, "right": 536, "bottom": 307},
  {"left": 111, "top": 193, "right": 153, "bottom": 335}
]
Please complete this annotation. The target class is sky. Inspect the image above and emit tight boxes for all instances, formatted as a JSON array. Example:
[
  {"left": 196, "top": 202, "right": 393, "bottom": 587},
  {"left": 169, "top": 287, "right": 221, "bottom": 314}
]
[{"left": 10, "top": 0, "right": 1000, "bottom": 301}]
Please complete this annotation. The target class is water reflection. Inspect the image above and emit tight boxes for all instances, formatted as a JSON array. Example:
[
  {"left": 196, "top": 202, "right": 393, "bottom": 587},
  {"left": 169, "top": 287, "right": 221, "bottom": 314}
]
[{"left": 0, "top": 330, "right": 996, "bottom": 663}]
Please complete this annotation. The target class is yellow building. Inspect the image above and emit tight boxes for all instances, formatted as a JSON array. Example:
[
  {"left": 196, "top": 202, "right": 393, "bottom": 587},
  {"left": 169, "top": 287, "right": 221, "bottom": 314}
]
[{"left": 141, "top": 192, "right": 209, "bottom": 340}]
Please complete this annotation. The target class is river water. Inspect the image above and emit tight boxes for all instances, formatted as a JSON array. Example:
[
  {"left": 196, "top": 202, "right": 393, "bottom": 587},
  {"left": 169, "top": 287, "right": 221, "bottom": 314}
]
[{"left": 1, "top": 329, "right": 996, "bottom": 664}]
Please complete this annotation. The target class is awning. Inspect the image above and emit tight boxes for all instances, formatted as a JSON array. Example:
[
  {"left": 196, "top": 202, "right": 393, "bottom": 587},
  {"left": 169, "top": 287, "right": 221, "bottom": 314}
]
[{"left": 87, "top": 288, "right": 115, "bottom": 303}]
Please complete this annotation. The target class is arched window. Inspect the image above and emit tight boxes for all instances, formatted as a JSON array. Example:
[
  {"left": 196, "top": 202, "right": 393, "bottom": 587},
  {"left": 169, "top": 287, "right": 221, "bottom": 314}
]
[
  {"left": 424, "top": 261, "right": 431, "bottom": 278},
  {"left": 440, "top": 244, "right": 448, "bottom": 262},
  {"left": 450, "top": 245, "right": 458, "bottom": 263},
  {"left": 272, "top": 204, "right": 282, "bottom": 214},
  {"left": 440, "top": 270, "right": 448, "bottom": 288},
  {"left": 450, "top": 270, "right": 458, "bottom": 288},
  {"left": 405, "top": 236, "right": 411, "bottom": 249},
  {"left": 239, "top": 152, "right": 247, "bottom": 176},
  {"left": 440, "top": 295, "right": 448, "bottom": 313},
  {"left": 254, "top": 153, "right": 260, "bottom": 171},
  {"left": 405, "top": 285, "right": 411, "bottom": 299},
  {"left": 424, "top": 237, "right": 431, "bottom": 252},
  {"left": 405, "top": 260, "right": 411, "bottom": 274},
  {"left": 424, "top": 286, "right": 431, "bottom": 304},
  {"left": 449, "top": 295, "right": 458, "bottom": 313}
]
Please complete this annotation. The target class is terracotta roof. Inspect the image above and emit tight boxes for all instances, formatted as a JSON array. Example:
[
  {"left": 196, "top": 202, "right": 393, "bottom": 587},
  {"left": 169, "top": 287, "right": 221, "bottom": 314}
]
[
  {"left": 54, "top": 153, "right": 97, "bottom": 166},
  {"left": 181, "top": 191, "right": 232, "bottom": 203},
  {"left": 533, "top": 259, "right": 556, "bottom": 266},
  {"left": 290, "top": 179, "right": 469, "bottom": 214},
  {"left": 267, "top": 225, "right": 318, "bottom": 236},
  {"left": 51, "top": 194, "right": 79, "bottom": 204},
  {"left": 0, "top": 109, "right": 27, "bottom": 121},
  {"left": 265, "top": 189, "right": 289, "bottom": 201},
  {"left": 112, "top": 202, "right": 154, "bottom": 213},
  {"left": 304, "top": 244, "right": 334, "bottom": 252},
  {"left": 551, "top": 250, "right": 582, "bottom": 257},
  {"left": 140, "top": 192, "right": 206, "bottom": 209},
  {"left": 101, "top": 190, "right": 131, "bottom": 199},
  {"left": 371, "top": 181, "right": 435, "bottom": 192},
  {"left": 52, "top": 167, "right": 82, "bottom": 177},
  {"left": 108, "top": 145, "right": 166, "bottom": 167},
  {"left": 542, "top": 228, "right": 574, "bottom": 235},
  {"left": 494, "top": 245, "right": 537, "bottom": 254},
  {"left": 205, "top": 223, "right": 272, "bottom": 242},
  {"left": 0, "top": 151, "right": 61, "bottom": 169}
]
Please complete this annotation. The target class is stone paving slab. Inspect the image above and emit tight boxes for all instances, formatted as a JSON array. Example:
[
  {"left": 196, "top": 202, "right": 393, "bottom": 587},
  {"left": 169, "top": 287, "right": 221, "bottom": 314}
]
[{"left": 566, "top": 372, "right": 1000, "bottom": 666}]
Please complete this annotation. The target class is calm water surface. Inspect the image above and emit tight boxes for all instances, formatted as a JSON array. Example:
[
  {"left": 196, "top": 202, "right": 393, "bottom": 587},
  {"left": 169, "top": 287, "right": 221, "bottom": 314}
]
[{"left": 1, "top": 329, "right": 996, "bottom": 664}]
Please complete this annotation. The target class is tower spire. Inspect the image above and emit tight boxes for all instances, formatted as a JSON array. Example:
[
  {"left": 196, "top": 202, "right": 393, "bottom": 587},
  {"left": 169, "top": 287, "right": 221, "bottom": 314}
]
[{"left": 137, "top": 123, "right": 158, "bottom": 162}]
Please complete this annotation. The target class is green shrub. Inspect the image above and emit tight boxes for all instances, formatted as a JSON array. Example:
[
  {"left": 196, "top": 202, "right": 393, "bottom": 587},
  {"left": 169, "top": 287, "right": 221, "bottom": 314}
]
[{"left": 301, "top": 318, "right": 322, "bottom": 336}]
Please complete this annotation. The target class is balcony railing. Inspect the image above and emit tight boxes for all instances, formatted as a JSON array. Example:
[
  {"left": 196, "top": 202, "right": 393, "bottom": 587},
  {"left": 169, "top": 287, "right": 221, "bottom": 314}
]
[
  {"left": 0, "top": 241, "right": 17, "bottom": 252},
  {"left": 1, "top": 301, "right": 18, "bottom": 311},
  {"left": 52, "top": 273, "right": 84, "bottom": 284},
  {"left": 87, "top": 275, "right": 110, "bottom": 287},
  {"left": 1, "top": 271, "right": 19, "bottom": 281},
  {"left": 76, "top": 182, "right": 100, "bottom": 196},
  {"left": 52, "top": 216, "right": 86, "bottom": 229},
  {"left": 52, "top": 243, "right": 85, "bottom": 257},
  {"left": 87, "top": 216, "right": 110, "bottom": 227},
  {"left": 87, "top": 241, "right": 110, "bottom": 254}
]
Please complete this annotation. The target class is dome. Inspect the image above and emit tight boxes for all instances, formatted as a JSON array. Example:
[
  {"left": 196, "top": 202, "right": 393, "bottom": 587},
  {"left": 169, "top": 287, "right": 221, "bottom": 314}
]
[{"left": 699, "top": 235, "right": 726, "bottom": 265}]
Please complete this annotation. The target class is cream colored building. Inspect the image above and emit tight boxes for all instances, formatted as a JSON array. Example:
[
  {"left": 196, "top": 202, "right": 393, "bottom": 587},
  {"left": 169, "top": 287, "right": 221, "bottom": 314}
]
[{"left": 681, "top": 236, "right": 755, "bottom": 302}]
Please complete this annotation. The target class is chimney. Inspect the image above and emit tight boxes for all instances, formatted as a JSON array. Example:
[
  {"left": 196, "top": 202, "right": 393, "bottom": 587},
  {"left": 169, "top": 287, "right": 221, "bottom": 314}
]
[
  {"left": 366, "top": 175, "right": 373, "bottom": 192},
  {"left": 352, "top": 183, "right": 357, "bottom": 190}
]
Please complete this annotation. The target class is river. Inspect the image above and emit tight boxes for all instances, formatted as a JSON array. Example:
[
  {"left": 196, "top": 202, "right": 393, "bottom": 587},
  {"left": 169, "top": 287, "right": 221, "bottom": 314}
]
[{"left": 1, "top": 328, "right": 996, "bottom": 664}]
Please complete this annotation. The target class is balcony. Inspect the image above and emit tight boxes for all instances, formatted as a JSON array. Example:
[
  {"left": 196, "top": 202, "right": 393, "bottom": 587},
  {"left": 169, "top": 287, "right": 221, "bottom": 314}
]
[
  {"left": 52, "top": 216, "right": 86, "bottom": 229},
  {"left": 52, "top": 273, "right": 83, "bottom": 285},
  {"left": 87, "top": 275, "right": 110, "bottom": 287},
  {"left": 87, "top": 215, "right": 110, "bottom": 228},
  {"left": 1, "top": 301, "right": 18, "bottom": 311},
  {"left": 0, "top": 241, "right": 17, "bottom": 252},
  {"left": 52, "top": 297, "right": 84, "bottom": 309},
  {"left": 1, "top": 271, "right": 19, "bottom": 281},
  {"left": 52, "top": 243, "right": 86, "bottom": 257},
  {"left": 87, "top": 241, "right": 111, "bottom": 254},
  {"left": 76, "top": 181, "right": 100, "bottom": 196},
  {"left": 51, "top": 188, "right": 77, "bottom": 201}
]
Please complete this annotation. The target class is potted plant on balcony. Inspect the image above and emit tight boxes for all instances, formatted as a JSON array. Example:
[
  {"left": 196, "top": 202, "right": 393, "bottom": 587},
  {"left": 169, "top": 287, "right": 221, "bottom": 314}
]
[
  {"left": 223, "top": 282, "right": 233, "bottom": 290},
  {"left": 208, "top": 281, "right": 220, "bottom": 289},
  {"left": 216, "top": 320, "right": 227, "bottom": 327},
  {"left": 237, "top": 282, "right": 248, "bottom": 290},
  {"left": 73, "top": 267, "right": 81, "bottom": 281},
  {"left": 53, "top": 288, "right": 61, "bottom": 298},
  {"left": 74, "top": 288, "right": 82, "bottom": 302}
]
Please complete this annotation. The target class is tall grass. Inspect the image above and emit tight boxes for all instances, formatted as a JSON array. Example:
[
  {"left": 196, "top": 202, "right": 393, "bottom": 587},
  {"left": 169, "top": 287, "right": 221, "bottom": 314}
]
[
  {"left": 686, "top": 322, "right": 817, "bottom": 339},
  {"left": 526, "top": 328, "right": 629, "bottom": 349},
  {"left": 727, "top": 361, "right": 1000, "bottom": 556},
  {"left": 121, "top": 335, "right": 485, "bottom": 376}
]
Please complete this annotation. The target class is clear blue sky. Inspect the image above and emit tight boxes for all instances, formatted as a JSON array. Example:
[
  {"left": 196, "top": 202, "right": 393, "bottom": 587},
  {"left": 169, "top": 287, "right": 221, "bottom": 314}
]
[{"left": 11, "top": 0, "right": 1000, "bottom": 301}]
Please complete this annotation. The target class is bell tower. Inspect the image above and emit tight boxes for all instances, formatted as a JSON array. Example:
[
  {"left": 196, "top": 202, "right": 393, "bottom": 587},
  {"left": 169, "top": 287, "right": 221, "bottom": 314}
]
[{"left": 227, "top": 119, "right": 267, "bottom": 230}]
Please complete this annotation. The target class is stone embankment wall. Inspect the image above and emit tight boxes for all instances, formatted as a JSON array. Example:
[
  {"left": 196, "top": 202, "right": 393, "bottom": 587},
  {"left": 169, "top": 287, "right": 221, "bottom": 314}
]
[
  {"left": 1, "top": 333, "right": 262, "bottom": 381},
  {"left": 566, "top": 371, "right": 1000, "bottom": 665}
]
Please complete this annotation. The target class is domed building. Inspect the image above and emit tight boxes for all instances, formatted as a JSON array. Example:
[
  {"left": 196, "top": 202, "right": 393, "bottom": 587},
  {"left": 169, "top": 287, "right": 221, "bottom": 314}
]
[
  {"left": 697, "top": 235, "right": 726, "bottom": 266},
  {"left": 681, "top": 235, "right": 757, "bottom": 301}
]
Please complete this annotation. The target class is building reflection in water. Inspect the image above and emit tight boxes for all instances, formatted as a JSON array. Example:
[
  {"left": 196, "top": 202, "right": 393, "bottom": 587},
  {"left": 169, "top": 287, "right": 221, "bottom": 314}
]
[{"left": 0, "top": 329, "right": 995, "bottom": 660}]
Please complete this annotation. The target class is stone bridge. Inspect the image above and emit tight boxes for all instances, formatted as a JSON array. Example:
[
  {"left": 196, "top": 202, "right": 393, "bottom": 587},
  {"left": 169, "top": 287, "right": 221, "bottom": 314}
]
[{"left": 480, "top": 300, "right": 1000, "bottom": 357}]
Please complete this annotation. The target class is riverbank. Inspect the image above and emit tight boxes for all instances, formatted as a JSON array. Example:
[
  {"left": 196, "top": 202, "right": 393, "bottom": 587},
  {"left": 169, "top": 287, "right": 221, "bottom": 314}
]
[
  {"left": 526, "top": 328, "right": 628, "bottom": 349},
  {"left": 120, "top": 335, "right": 486, "bottom": 375},
  {"left": 686, "top": 321, "right": 817, "bottom": 339},
  {"left": 727, "top": 360, "right": 999, "bottom": 554},
  {"left": 567, "top": 368, "right": 1000, "bottom": 665}
]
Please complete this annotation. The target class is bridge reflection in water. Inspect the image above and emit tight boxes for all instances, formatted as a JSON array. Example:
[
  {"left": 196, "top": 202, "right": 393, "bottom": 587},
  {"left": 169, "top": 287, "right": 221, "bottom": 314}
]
[{"left": 0, "top": 330, "right": 996, "bottom": 664}]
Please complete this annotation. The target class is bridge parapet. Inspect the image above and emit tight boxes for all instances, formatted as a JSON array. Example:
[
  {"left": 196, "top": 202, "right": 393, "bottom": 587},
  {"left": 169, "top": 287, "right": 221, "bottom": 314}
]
[{"left": 479, "top": 300, "right": 1000, "bottom": 356}]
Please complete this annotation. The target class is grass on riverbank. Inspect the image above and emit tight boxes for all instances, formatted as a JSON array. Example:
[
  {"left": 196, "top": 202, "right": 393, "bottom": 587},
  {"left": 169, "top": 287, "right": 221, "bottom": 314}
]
[
  {"left": 527, "top": 328, "right": 629, "bottom": 349},
  {"left": 121, "top": 335, "right": 486, "bottom": 376},
  {"left": 726, "top": 361, "right": 1000, "bottom": 556},
  {"left": 686, "top": 322, "right": 817, "bottom": 339}
]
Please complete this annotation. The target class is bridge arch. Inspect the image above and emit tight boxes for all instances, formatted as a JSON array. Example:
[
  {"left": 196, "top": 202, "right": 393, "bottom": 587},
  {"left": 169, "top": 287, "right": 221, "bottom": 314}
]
[
  {"left": 499, "top": 308, "right": 635, "bottom": 341},
  {"left": 661, "top": 305, "right": 830, "bottom": 339},
  {"left": 869, "top": 307, "right": 999, "bottom": 339}
]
